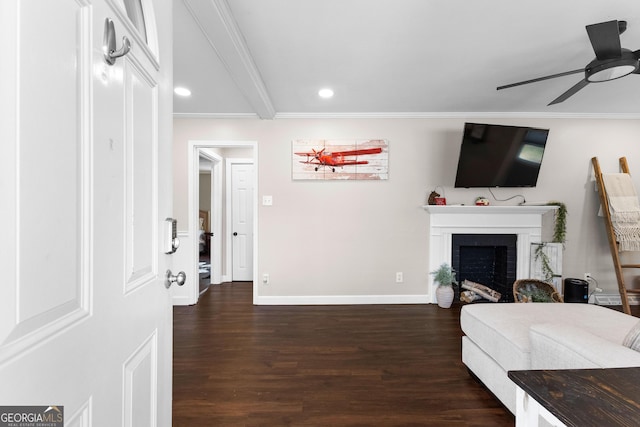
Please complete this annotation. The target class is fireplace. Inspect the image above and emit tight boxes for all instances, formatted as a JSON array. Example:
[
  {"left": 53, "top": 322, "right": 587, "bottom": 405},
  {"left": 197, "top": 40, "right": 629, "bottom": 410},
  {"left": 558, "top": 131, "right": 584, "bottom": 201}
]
[
  {"left": 424, "top": 205, "right": 557, "bottom": 305},
  {"left": 452, "top": 234, "right": 517, "bottom": 303}
]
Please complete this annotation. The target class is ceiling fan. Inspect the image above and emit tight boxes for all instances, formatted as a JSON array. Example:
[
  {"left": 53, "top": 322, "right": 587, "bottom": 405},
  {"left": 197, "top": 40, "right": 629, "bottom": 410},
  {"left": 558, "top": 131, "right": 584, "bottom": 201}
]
[{"left": 497, "top": 20, "right": 640, "bottom": 105}]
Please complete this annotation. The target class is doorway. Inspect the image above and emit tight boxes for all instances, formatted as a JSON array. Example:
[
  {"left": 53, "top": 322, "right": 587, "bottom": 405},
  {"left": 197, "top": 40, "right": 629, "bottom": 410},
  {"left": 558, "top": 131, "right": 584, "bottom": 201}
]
[
  {"left": 197, "top": 153, "right": 217, "bottom": 295},
  {"left": 188, "top": 141, "right": 257, "bottom": 304}
]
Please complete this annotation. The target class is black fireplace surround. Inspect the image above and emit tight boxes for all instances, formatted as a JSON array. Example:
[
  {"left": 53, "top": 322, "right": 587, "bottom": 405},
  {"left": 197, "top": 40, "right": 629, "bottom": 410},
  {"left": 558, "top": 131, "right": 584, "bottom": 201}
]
[{"left": 451, "top": 234, "right": 517, "bottom": 303}]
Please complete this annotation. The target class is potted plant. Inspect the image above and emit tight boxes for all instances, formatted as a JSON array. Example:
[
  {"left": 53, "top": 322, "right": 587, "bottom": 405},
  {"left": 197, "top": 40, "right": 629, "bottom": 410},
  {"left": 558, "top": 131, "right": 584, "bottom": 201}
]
[
  {"left": 534, "top": 201, "right": 567, "bottom": 282},
  {"left": 431, "top": 262, "right": 457, "bottom": 308}
]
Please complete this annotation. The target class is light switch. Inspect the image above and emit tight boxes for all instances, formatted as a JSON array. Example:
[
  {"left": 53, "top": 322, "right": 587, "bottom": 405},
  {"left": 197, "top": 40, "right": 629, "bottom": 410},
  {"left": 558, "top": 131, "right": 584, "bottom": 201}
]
[{"left": 262, "top": 195, "right": 273, "bottom": 206}]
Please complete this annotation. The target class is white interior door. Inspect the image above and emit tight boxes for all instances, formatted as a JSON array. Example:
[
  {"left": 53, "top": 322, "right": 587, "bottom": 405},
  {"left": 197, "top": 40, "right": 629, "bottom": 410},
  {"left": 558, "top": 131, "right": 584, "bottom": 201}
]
[
  {"left": 0, "top": 1, "right": 173, "bottom": 424},
  {"left": 231, "top": 162, "right": 254, "bottom": 281},
  {"left": 202, "top": 152, "right": 222, "bottom": 287}
]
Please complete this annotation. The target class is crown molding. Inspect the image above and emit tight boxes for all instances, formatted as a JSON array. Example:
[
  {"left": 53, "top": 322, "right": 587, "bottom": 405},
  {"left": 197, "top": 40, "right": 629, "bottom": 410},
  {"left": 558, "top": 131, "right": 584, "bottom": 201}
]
[
  {"left": 173, "top": 112, "right": 259, "bottom": 120},
  {"left": 173, "top": 111, "right": 640, "bottom": 120},
  {"left": 273, "top": 111, "right": 640, "bottom": 120}
]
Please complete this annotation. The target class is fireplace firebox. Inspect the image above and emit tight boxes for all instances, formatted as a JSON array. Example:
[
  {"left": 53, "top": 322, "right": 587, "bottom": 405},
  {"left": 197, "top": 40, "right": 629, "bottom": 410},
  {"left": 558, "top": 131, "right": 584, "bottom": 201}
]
[{"left": 452, "top": 234, "right": 517, "bottom": 303}]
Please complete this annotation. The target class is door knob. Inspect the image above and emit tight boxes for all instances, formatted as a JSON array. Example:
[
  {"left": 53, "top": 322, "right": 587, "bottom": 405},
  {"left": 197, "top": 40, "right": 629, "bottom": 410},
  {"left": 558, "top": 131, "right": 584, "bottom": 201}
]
[
  {"left": 103, "top": 18, "right": 131, "bottom": 65},
  {"left": 165, "top": 270, "right": 186, "bottom": 288}
]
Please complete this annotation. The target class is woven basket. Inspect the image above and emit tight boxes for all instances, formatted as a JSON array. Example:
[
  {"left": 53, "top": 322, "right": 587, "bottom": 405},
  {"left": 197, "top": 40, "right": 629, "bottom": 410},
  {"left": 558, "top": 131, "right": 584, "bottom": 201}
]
[{"left": 513, "top": 279, "right": 563, "bottom": 303}]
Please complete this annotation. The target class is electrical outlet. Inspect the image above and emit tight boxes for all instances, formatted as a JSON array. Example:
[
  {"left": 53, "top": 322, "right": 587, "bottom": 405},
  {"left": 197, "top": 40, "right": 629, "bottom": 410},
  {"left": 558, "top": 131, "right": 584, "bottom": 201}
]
[
  {"left": 262, "top": 273, "right": 269, "bottom": 285},
  {"left": 396, "top": 272, "right": 403, "bottom": 283}
]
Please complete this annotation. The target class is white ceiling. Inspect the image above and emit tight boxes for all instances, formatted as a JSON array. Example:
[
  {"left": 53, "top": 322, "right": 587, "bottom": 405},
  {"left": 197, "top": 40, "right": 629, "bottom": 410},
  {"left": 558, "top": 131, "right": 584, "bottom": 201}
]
[{"left": 173, "top": 0, "right": 640, "bottom": 119}]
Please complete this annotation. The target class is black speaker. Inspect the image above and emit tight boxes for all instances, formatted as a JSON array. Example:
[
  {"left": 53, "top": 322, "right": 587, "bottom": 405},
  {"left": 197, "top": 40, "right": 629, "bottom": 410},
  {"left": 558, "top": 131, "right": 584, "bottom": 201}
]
[{"left": 564, "top": 278, "right": 589, "bottom": 303}]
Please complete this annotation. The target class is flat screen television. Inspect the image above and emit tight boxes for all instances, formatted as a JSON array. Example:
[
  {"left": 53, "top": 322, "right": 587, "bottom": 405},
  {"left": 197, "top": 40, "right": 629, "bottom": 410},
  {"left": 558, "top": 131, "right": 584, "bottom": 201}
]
[{"left": 454, "top": 122, "right": 549, "bottom": 188}]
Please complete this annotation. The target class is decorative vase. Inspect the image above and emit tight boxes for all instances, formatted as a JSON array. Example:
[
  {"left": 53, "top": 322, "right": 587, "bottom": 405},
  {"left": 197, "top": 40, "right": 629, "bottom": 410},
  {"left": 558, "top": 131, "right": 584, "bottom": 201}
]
[{"left": 436, "top": 286, "right": 454, "bottom": 308}]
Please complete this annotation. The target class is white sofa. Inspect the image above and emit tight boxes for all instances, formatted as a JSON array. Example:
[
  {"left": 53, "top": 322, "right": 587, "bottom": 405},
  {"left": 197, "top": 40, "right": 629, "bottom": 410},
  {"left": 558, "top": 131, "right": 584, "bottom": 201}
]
[{"left": 460, "top": 303, "right": 640, "bottom": 414}]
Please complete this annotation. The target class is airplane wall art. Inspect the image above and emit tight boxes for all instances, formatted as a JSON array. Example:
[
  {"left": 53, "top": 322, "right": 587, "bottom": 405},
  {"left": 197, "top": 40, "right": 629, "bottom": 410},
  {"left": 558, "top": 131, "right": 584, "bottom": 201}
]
[{"left": 292, "top": 139, "right": 389, "bottom": 180}]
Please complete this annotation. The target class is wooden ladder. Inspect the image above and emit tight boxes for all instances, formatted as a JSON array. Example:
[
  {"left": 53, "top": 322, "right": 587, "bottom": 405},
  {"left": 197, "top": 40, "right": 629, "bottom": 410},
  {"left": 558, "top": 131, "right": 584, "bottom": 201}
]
[{"left": 592, "top": 157, "right": 640, "bottom": 314}]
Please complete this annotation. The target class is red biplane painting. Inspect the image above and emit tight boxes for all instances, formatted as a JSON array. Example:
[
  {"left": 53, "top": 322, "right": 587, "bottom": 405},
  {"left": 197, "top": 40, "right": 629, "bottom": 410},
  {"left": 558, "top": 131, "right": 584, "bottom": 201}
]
[{"left": 292, "top": 139, "right": 389, "bottom": 180}]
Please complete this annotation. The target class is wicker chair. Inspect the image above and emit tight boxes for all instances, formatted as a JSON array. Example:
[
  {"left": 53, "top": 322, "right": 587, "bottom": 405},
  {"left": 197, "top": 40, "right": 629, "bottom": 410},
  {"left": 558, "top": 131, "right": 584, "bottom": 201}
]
[{"left": 513, "top": 279, "right": 564, "bottom": 303}]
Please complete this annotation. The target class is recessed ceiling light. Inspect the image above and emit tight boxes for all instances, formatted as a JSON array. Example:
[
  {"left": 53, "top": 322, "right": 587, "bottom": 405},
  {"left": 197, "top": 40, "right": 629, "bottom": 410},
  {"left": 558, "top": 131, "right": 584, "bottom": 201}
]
[
  {"left": 174, "top": 86, "right": 191, "bottom": 97},
  {"left": 318, "top": 88, "right": 334, "bottom": 99}
]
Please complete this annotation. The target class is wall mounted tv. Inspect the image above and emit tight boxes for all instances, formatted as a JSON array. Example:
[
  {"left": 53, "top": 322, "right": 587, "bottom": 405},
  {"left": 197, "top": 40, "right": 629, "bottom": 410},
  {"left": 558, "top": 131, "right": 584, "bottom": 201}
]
[{"left": 454, "top": 122, "right": 549, "bottom": 188}]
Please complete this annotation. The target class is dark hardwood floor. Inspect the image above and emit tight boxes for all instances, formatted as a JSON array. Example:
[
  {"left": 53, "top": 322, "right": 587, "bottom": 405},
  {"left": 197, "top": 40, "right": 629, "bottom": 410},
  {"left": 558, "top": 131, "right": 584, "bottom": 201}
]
[{"left": 173, "top": 283, "right": 514, "bottom": 426}]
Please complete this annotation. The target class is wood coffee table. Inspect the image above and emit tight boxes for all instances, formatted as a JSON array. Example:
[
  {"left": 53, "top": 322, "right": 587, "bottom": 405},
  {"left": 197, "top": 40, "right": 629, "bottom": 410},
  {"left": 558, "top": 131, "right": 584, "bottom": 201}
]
[{"left": 508, "top": 367, "right": 640, "bottom": 427}]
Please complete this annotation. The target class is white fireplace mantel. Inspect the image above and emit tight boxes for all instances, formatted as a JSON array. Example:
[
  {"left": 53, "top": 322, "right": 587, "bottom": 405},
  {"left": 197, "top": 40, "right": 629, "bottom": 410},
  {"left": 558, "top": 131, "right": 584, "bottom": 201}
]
[{"left": 423, "top": 205, "right": 558, "bottom": 303}]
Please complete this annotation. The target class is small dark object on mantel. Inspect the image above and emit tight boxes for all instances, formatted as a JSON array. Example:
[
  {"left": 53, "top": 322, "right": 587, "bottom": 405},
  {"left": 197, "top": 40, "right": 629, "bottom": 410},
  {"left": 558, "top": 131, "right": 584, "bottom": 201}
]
[{"left": 428, "top": 191, "right": 440, "bottom": 205}]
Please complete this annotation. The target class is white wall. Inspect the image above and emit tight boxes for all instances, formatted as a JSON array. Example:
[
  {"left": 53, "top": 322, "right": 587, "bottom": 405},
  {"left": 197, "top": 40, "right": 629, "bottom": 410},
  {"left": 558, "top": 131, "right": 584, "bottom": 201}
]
[{"left": 174, "top": 116, "right": 640, "bottom": 303}]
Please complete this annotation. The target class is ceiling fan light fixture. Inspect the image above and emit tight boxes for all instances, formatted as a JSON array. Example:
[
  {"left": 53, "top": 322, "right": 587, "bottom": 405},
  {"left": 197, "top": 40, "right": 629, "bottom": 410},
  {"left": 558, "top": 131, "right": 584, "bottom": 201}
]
[
  {"left": 498, "top": 19, "right": 640, "bottom": 105},
  {"left": 586, "top": 52, "right": 639, "bottom": 82}
]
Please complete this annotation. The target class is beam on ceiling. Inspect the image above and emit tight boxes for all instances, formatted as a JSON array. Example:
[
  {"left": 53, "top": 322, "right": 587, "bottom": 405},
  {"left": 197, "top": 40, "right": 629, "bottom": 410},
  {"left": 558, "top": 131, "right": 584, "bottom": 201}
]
[{"left": 183, "top": 0, "right": 276, "bottom": 119}]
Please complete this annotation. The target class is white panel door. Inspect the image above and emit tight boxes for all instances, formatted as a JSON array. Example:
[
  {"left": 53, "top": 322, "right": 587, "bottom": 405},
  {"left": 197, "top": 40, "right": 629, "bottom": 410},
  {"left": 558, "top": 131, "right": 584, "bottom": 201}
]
[
  {"left": 0, "top": 0, "right": 172, "bottom": 425},
  {"left": 231, "top": 163, "right": 254, "bottom": 281}
]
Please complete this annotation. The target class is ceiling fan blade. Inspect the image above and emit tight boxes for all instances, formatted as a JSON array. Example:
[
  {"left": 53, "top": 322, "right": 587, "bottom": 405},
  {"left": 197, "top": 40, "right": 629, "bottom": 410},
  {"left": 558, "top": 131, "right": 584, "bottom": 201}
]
[
  {"left": 548, "top": 79, "right": 589, "bottom": 105},
  {"left": 586, "top": 20, "right": 622, "bottom": 60},
  {"left": 497, "top": 69, "right": 584, "bottom": 90}
]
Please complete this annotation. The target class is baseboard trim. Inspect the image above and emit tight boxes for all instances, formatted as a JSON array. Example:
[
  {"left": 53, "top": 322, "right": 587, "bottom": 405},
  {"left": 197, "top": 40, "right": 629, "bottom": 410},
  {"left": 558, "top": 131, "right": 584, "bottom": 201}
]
[
  {"left": 593, "top": 293, "right": 640, "bottom": 306},
  {"left": 254, "top": 294, "right": 431, "bottom": 305}
]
